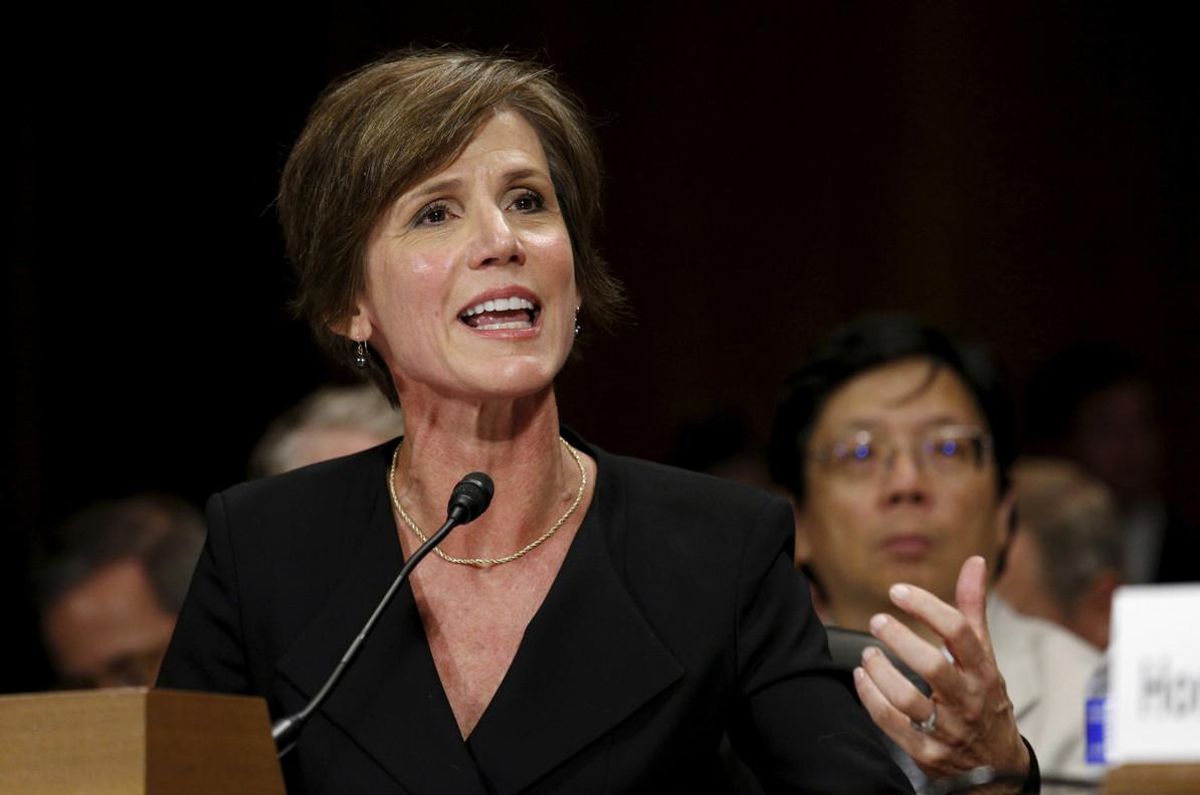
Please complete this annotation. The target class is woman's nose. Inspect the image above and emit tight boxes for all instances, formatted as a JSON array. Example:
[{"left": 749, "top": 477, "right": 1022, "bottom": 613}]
[{"left": 471, "top": 207, "right": 525, "bottom": 269}]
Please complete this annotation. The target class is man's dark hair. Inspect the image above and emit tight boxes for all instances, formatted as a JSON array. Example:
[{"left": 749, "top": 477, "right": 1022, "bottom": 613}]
[
  {"left": 36, "top": 495, "right": 205, "bottom": 616},
  {"left": 768, "top": 313, "right": 1017, "bottom": 506}
]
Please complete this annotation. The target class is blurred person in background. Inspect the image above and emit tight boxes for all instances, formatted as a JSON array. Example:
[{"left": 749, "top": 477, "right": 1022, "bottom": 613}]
[
  {"left": 36, "top": 495, "right": 204, "bottom": 689},
  {"left": 996, "top": 458, "right": 1123, "bottom": 650},
  {"left": 769, "top": 314, "right": 1099, "bottom": 788},
  {"left": 249, "top": 384, "right": 406, "bottom": 478},
  {"left": 1026, "top": 343, "right": 1198, "bottom": 584}
]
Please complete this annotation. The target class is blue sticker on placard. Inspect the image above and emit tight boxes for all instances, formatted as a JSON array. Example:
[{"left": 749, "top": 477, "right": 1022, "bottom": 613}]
[{"left": 1086, "top": 697, "right": 1106, "bottom": 764}]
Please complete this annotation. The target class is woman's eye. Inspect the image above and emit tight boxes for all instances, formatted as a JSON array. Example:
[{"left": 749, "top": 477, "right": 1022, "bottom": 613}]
[
  {"left": 414, "top": 201, "right": 451, "bottom": 226},
  {"left": 510, "top": 190, "right": 545, "bottom": 212}
]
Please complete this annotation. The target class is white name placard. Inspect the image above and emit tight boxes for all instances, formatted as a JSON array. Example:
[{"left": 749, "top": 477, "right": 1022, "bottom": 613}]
[{"left": 1108, "top": 584, "right": 1200, "bottom": 763}]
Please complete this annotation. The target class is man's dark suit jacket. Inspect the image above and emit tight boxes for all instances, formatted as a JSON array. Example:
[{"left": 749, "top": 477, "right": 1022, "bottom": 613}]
[{"left": 158, "top": 433, "right": 910, "bottom": 793}]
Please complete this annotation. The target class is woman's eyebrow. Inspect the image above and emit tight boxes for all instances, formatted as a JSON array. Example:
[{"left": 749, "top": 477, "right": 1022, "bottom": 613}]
[
  {"left": 503, "top": 167, "right": 546, "bottom": 183},
  {"left": 405, "top": 177, "right": 462, "bottom": 204},
  {"left": 403, "top": 167, "right": 548, "bottom": 206}
]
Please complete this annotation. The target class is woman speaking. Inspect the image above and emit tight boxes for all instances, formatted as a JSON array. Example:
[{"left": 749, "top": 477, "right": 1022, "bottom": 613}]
[{"left": 158, "top": 50, "right": 910, "bottom": 793}]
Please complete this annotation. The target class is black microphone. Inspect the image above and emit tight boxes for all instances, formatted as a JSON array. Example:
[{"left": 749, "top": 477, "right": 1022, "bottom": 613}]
[
  {"left": 271, "top": 471, "right": 495, "bottom": 757},
  {"left": 446, "top": 472, "right": 494, "bottom": 524}
]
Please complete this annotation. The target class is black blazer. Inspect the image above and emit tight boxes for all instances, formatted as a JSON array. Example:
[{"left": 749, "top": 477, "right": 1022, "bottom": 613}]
[{"left": 158, "top": 434, "right": 910, "bottom": 794}]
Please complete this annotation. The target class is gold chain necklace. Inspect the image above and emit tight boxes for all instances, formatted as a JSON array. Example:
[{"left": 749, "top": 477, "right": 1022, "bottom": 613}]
[{"left": 388, "top": 436, "right": 586, "bottom": 567}]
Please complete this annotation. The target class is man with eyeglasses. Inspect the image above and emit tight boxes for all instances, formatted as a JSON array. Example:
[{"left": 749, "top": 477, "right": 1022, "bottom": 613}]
[{"left": 768, "top": 314, "right": 1100, "bottom": 791}]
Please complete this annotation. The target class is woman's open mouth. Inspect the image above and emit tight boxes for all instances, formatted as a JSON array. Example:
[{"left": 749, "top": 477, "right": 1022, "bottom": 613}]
[{"left": 459, "top": 295, "right": 540, "bottom": 331}]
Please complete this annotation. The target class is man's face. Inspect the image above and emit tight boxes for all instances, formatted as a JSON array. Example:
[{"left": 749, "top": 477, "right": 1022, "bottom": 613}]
[
  {"left": 42, "top": 558, "right": 177, "bottom": 689},
  {"left": 797, "top": 358, "right": 1010, "bottom": 627}
]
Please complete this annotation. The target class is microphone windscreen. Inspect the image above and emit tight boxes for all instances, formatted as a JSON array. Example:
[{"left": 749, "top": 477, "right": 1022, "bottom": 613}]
[{"left": 446, "top": 472, "right": 494, "bottom": 523}]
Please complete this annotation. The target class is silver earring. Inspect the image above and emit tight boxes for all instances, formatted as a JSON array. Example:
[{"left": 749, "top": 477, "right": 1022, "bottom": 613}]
[
  {"left": 354, "top": 340, "right": 368, "bottom": 369},
  {"left": 574, "top": 310, "right": 581, "bottom": 339}
]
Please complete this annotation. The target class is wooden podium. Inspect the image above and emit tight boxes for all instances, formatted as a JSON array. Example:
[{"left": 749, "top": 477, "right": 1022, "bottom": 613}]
[
  {"left": 0, "top": 688, "right": 285, "bottom": 795},
  {"left": 1104, "top": 763, "right": 1200, "bottom": 794}
]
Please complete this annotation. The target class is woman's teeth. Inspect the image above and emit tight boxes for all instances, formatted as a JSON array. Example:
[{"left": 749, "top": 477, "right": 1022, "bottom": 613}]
[
  {"left": 459, "top": 296, "right": 538, "bottom": 330},
  {"left": 461, "top": 296, "right": 536, "bottom": 317}
]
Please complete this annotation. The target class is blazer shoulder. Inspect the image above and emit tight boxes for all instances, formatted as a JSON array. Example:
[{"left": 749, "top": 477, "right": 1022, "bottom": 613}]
[
  {"left": 603, "top": 451, "right": 787, "bottom": 517},
  {"left": 597, "top": 450, "right": 794, "bottom": 560},
  {"left": 215, "top": 439, "right": 397, "bottom": 543}
]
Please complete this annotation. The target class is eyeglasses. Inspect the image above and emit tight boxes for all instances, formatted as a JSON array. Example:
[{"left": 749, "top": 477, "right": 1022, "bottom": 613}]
[{"left": 811, "top": 425, "right": 993, "bottom": 481}]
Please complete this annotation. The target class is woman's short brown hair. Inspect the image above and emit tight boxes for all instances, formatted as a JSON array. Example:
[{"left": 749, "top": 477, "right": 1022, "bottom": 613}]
[{"left": 278, "top": 49, "right": 627, "bottom": 402}]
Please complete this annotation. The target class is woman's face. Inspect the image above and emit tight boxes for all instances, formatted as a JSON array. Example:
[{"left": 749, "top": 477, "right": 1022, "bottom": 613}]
[{"left": 350, "top": 110, "right": 579, "bottom": 404}]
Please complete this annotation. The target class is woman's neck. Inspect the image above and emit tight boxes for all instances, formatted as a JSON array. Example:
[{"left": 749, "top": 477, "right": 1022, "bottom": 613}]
[{"left": 391, "top": 386, "right": 578, "bottom": 560}]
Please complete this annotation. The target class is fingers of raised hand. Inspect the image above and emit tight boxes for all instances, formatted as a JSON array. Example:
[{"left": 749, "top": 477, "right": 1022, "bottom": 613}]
[
  {"left": 853, "top": 660, "right": 925, "bottom": 742},
  {"left": 853, "top": 657, "right": 955, "bottom": 771},
  {"left": 860, "top": 645, "right": 935, "bottom": 726},
  {"left": 857, "top": 648, "right": 1007, "bottom": 776},
  {"left": 954, "top": 555, "right": 992, "bottom": 643},
  {"left": 888, "top": 583, "right": 989, "bottom": 670},
  {"left": 868, "top": 612, "right": 965, "bottom": 701}
]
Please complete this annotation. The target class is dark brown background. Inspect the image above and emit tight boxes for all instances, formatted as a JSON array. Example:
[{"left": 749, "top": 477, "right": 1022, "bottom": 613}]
[{"left": 7, "top": 3, "right": 1197, "bottom": 690}]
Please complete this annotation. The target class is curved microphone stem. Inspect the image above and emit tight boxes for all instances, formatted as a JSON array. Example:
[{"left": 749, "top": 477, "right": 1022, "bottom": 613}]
[{"left": 272, "top": 513, "right": 463, "bottom": 757}]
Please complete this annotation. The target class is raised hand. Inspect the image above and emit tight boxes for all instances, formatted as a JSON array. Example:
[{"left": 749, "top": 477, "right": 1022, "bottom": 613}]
[{"left": 853, "top": 555, "right": 1030, "bottom": 790}]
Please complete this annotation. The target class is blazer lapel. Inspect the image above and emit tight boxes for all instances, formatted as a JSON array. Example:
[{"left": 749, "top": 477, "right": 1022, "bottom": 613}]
[
  {"left": 275, "top": 469, "right": 489, "bottom": 794},
  {"left": 467, "top": 447, "right": 685, "bottom": 794}
]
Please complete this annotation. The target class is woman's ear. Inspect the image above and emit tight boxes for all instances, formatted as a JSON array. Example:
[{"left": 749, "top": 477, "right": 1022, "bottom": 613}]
[{"left": 330, "top": 306, "right": 373, "bottom": 343}]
